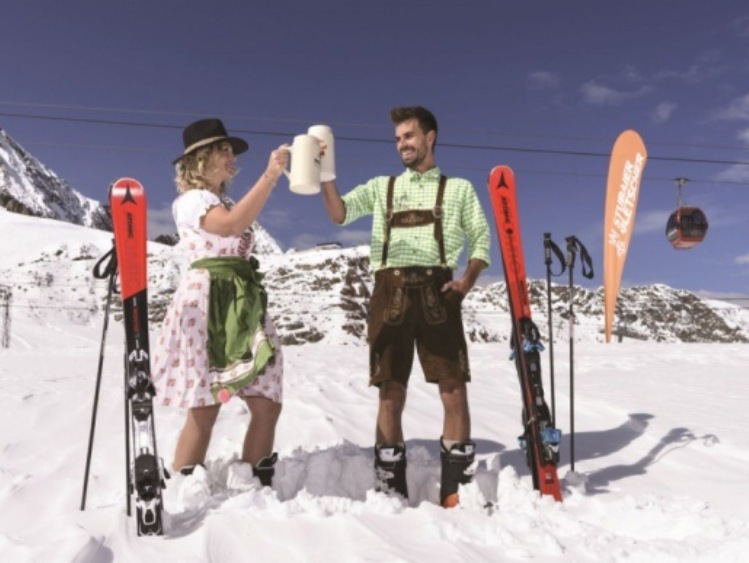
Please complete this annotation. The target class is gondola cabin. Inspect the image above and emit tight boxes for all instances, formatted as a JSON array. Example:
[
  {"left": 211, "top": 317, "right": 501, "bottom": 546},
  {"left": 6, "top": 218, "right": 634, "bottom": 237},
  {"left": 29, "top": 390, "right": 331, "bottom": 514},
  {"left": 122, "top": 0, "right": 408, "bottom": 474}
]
[{"left": 666, "top": 206, "right": 708, "bottom": 249}]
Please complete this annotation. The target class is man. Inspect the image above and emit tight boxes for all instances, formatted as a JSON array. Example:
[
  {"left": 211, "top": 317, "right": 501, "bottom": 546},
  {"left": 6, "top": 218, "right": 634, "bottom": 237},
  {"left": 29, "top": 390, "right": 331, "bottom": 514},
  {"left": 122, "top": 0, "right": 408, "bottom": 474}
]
[{"left": 320, "top": 106, "right": 491, "bottom": 507}]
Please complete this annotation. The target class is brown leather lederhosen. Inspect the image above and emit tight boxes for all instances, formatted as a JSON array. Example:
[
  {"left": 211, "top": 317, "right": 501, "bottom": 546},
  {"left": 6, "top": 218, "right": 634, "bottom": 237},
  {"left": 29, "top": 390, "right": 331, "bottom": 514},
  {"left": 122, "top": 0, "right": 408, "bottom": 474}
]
[{"left": 368, "top": 175, "right": 470, "bottom": 387}]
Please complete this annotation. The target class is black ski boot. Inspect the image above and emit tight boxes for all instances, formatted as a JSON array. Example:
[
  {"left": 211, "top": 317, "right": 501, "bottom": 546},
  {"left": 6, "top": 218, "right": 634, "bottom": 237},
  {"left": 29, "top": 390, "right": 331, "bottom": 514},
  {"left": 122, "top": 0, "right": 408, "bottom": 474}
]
[
  {"left": 440, "top": 438, "right": 476, "bottom": 508},
  {"left": 253, "top": 452, "right": 278, "bottom": 487},
  {"left": 374, "top": 444, "right": 408, "bottom": 499}
]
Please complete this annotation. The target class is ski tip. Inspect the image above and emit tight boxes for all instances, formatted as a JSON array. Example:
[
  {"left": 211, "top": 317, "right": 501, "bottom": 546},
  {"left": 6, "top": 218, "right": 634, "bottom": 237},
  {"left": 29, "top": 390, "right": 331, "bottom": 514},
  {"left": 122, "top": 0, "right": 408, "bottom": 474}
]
[
  {"left": 109, "top": 177, "right": 146, "bottom": 204},
  {"left": 111, "top": 177, "right": 143, "bottom": 190},
  {"left": 488, "top": 165, "right": 515, "bottom": 193},
  {"left": 489, "top": 165, "right": 513, "bottom": 176}
]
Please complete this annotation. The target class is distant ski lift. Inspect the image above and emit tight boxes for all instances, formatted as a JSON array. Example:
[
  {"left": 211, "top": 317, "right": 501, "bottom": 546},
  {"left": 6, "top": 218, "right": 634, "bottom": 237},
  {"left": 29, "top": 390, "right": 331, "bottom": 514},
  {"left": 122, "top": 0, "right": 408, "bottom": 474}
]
[{"left": 665, "top": 178, "right": 708, "bottom": 250}]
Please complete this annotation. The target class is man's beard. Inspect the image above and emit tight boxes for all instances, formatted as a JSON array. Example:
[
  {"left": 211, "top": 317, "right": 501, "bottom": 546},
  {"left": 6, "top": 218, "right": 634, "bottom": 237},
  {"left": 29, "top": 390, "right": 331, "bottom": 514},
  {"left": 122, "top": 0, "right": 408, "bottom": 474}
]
[{"left": 400, "top": 148, "right": 425, "bottom": 170}]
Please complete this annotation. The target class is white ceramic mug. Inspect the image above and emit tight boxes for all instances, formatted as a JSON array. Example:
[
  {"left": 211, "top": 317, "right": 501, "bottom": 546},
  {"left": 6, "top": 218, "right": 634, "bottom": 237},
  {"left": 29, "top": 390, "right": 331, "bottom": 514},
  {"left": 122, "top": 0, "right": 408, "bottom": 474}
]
[
  {"left": 307, "top": 124, "right": 336, "bottom": 182},
  {"left": 284, "top": 134, "right": 321, "bottom": 195}
]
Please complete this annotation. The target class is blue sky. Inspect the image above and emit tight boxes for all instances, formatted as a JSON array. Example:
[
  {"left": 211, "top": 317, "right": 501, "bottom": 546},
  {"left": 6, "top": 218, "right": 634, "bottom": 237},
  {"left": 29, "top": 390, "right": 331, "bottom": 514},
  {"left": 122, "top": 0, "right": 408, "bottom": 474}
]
[{"left": 2, "top": 1, "right": 749, "bottom": 296}]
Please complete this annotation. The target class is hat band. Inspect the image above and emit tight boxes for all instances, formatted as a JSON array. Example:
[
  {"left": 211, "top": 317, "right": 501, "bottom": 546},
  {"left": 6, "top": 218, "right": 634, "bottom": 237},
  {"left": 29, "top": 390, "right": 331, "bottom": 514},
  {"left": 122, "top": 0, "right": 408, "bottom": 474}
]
[{"left": 182, "top": 135, "right": 228, "bottom": 156}]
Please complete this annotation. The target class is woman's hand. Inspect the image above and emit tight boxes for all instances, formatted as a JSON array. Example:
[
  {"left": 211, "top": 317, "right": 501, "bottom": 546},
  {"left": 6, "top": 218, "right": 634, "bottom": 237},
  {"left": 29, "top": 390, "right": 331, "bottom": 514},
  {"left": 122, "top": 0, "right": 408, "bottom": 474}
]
[{"left": 264, "top": 144, "right": 290, "bottom": 184}]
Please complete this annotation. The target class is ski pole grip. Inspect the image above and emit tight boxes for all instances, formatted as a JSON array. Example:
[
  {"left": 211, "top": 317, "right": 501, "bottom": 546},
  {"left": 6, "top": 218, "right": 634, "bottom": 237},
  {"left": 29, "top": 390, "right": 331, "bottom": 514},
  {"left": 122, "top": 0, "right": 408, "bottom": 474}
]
[
  {"left": 565, "top": 236, "right": 578, "bottom": 268},
  {"left": 93, "top": 246, "right": 117, "bottom": 280}
]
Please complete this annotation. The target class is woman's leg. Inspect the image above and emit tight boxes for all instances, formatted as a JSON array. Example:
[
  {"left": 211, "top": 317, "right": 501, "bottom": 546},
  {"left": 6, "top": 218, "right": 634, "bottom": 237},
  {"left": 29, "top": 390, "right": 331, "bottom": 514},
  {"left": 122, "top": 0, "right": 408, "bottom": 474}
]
[
  {"left": 172, "top": 404, "right": 221, "bottom": 472},
  {"left": 241, "top": 396, "right": 282, "bottom": 466}
]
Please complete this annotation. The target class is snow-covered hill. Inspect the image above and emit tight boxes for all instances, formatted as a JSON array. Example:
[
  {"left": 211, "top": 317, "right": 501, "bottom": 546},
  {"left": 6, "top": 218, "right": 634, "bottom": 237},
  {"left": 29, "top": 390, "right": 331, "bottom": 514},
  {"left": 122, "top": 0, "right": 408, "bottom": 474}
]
[
  {"left": 1, "top": 208, "right": 748, "bottom": 348},
  {"left": 0, "top": 127, "right": 111, "bottom": 230}
]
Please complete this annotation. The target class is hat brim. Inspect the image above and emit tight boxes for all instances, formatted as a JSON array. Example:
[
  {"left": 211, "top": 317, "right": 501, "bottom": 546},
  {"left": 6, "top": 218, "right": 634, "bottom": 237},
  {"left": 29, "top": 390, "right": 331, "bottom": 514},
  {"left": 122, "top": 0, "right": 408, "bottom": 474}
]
[{"left": 172, "top": 136, "right": 249, "bottom": 165}]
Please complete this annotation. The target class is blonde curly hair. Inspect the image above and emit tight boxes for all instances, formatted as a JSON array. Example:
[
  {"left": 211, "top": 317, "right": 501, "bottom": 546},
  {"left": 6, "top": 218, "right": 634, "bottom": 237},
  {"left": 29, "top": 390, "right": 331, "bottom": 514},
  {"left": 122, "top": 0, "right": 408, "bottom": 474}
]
[{"left": 174, "top": 141, "right": 237, "bottom": 194}]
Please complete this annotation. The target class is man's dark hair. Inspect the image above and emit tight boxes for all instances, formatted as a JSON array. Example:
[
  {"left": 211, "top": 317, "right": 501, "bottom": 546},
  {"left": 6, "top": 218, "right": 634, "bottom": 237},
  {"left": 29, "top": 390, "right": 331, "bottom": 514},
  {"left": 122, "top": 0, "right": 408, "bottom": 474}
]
[{"left": 389, "top": 106, "right": 438, "bottom": 149}]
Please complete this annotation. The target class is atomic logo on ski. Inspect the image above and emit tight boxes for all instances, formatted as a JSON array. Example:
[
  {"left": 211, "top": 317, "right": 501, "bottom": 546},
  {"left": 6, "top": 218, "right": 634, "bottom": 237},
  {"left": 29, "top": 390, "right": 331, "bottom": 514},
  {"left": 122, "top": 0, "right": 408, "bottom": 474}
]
[
  {"left": 120, "top": 182, "right": 138, "bottom": 205},
  {"left": 495, "top": 171, "right": 511, "bottom": 190}
]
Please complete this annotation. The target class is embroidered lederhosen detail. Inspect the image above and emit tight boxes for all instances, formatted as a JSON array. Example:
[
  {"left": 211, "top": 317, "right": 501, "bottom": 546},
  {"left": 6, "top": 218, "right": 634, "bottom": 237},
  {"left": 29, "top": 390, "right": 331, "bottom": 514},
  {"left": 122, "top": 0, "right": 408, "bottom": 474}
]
[
  {"left": 375, "top": 267, "right": 452, "bottom": 327},
  {"left": 385, "top": 284, "right": 406, "bottom": 325},
  {"left": 420, "top": 275, "right": 447, "bottom": 325},
  {"left": 391, "top": 209, "right": 435, "bottom": 228},
  {"left": 380, "top": 175, "right": 448, "bottom": 268}
]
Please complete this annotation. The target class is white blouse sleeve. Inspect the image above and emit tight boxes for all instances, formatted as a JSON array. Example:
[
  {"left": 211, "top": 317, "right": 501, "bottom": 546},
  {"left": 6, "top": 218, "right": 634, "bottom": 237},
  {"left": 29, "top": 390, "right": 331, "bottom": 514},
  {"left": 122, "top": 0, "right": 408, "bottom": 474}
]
[{"left": 173, "top": 190, "right": 222, "bottom": 231}]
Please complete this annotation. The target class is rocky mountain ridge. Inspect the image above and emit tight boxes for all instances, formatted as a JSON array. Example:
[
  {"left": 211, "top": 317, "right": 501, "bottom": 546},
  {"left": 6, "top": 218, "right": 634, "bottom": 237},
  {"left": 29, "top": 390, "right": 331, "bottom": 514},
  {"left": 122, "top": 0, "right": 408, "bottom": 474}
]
[
  {"left": 4, "top": 225, "right": 747, "bottom": 346},
  {"left": 0, "top": 128, "right": 111, "bottom": 230}
]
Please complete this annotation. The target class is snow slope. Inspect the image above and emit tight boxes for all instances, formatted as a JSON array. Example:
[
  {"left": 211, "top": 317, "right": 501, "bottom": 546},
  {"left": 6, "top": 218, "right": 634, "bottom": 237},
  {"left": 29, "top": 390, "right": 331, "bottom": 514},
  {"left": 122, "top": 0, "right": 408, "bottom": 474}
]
[{"left": 0, "top": 209, "right": 747, "bottom": 562}]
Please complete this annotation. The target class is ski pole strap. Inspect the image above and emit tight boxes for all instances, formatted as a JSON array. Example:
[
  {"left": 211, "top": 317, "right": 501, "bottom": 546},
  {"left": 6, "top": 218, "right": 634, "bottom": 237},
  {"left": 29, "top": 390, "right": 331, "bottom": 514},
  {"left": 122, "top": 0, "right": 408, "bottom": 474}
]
[
  {"left": 381, "top": 175, "right": 448, "bottom": 268},
  {"left": 565, "top": 236, "right": 594, "bottom": 279},
  {"left": 93, "top": 244, "right": 117, "bottom": 280},
  {"left": 577, "top": 240, "right": 594, "bottom": 279},
  {"left": 543, "top": 233, "right": 566, "bottom": 277}
]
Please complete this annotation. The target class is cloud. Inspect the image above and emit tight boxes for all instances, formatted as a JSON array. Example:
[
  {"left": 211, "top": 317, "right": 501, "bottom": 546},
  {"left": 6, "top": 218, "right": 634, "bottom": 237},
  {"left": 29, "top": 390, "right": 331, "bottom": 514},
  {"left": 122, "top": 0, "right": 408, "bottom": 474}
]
[
  {"left": 714, "top": 164, "right": 749, "bottom": 183},
  {"left": 580, "top": 80, "right": 651, "bottom": 106},
  {"left": 289, "top": 229, "right": 370, "bottom": 251},
  {"left": 336, "top": 229, "right": 372, "bottom": 246},
  {"left": 148, "top": 205, "right": 175, "bottom": 237},
  {"left": 695, "top": 289, "right": 749, "bottom": 301},
  {"left": 259, "top": 207, "right": 295, "bottom": 230},
  {"left": 732, "top": 15, "right": 749, "bottom": 38},
  {"left": 623, "top": 65, "right": 644, "bottom": 82},
  {"left": 738, "top": 128, "right": 749, "bottom": 145},
  {"left": 527, "top": 71, "right": 560, "bottom": 90},
  {"left": 653, "top": 52, "right": 722, "bottom": 83},
  {"left": 634, "top": 209, "right": 670, "bottom": 235},
  {"left": 289, "top": 233, "right": 324, "bottom": 250},
  {"left": 735, "top": 254, "right": 749, "bottom": 265},
  {"left": 652, "top": 101, "right": 677, "bottom": 124},
  {"left": 715, "top": 93, "right": 749, "bottom": 120},
  {"left": 655, "top": 64, "right": 709, "bottom": 82}
]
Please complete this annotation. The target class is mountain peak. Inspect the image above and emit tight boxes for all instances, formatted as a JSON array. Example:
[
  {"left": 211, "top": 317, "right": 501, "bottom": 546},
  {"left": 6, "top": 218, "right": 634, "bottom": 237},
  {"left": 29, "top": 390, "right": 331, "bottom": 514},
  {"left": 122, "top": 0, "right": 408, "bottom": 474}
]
[{"left": 0, "top": 127, "right": 111, "bottom": 230}]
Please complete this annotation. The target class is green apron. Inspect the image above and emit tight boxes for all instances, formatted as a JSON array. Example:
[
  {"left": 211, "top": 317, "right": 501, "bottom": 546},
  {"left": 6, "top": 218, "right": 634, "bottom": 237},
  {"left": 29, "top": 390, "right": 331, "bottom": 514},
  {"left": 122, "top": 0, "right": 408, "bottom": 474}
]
[{"left": 191, "top": 257, "right": 275, "bottom": 403}]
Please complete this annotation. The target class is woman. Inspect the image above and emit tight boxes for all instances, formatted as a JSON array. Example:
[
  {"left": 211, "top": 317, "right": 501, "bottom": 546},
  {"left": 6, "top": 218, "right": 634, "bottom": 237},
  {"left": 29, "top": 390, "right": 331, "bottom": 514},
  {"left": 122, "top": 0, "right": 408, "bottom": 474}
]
[{"left": 152, "top": 118, "right": 287, "bottom": 490}]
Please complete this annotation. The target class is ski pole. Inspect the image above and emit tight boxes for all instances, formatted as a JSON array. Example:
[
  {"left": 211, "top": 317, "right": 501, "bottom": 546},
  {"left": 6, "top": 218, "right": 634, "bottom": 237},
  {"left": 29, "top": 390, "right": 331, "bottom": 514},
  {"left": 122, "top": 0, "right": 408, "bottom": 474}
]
[
  {"left": 81, "top": 246, "right": 117, "bottom": 511},
  {"left": 565, "top": 237, "right": 578, "bottom": 472},
  {"left": 564, "top": 236, "right": 594, "bottom": 473},
  {"left": 543, "top": 233, "right": 565, "bottom": 426},
  {"left": 124, "top": 353, "right": 132, "bottom": 517}
]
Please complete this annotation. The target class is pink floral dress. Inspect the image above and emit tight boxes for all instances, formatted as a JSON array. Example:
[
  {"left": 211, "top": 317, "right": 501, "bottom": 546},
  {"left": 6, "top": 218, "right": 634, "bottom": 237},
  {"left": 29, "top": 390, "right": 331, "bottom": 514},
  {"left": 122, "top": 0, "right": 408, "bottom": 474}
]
[{"left": 151, "top": 189, "right": 283, "bottom": 408}]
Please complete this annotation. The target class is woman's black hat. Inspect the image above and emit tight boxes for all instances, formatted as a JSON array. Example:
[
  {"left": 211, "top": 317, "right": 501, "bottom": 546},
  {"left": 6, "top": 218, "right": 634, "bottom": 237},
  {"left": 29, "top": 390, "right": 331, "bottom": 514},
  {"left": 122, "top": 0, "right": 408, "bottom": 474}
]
[{"left": 173, "top": 118, "right": 248, "bottom": 165}]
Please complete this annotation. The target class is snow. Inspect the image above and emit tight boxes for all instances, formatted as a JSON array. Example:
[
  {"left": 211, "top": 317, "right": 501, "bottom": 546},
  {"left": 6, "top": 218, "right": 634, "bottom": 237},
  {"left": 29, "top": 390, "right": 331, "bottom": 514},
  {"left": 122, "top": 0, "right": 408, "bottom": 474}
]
[{"left": 0, "top": 209, "right": 748, "bottom": 562}]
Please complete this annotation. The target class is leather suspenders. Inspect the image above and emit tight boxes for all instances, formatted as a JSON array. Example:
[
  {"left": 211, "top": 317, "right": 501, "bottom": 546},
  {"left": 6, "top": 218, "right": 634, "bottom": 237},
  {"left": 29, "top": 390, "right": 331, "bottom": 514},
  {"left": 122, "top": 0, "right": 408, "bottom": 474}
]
[{"left": 381, "top": 175, "right": 448, "bottom": 268}]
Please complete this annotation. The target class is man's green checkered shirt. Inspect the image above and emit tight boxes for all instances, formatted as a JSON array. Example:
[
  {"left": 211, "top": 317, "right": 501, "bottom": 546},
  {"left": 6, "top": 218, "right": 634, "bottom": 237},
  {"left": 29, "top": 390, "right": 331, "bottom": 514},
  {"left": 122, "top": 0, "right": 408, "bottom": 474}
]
[{"left": 341, "top": 167, "right": 491, "bottom": 271}]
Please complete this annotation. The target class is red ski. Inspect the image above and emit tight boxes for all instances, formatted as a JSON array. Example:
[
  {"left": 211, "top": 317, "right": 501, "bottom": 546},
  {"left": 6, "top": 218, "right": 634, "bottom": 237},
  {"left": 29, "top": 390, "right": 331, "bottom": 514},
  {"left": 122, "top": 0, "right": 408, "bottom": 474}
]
[
  {"left": 110, "top": 177, "right": 166, "bottom": 535},
  {"left": 488, "top": 166, "right": 563, "bottom": 502}
]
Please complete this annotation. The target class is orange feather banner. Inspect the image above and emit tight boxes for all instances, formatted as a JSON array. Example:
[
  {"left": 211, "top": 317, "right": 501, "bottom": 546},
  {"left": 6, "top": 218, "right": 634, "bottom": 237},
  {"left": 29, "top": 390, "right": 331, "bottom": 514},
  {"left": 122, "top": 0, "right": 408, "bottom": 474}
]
[{"left": 603, "top": 130, "right": 648, "bottom": 343}]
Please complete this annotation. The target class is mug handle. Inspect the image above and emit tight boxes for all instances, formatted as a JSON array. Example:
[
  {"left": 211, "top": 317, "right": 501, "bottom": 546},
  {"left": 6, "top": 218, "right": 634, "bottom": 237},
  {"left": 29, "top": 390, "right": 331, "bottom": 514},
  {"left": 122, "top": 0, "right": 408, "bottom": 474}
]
[{"left": 280, "top": 145, "right": 292, "bottom": 181}]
